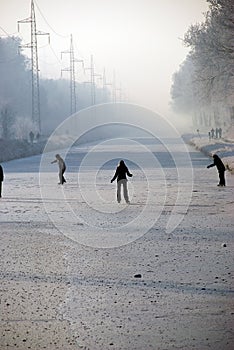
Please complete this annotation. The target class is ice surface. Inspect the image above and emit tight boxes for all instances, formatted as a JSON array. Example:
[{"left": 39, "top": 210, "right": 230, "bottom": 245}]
[{"left": 0, "top": 137, "right": 233, "bottom": 349}]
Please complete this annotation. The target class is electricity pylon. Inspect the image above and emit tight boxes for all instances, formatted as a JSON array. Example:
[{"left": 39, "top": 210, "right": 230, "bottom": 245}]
[
  {"left": 112, "top": 70, "right": 117, "bottom": 103},
  {"left": 111, "top": 71, "right": 124, "bottom": 103},
  {"left": 18, "top": 0, "right": 49, "bottom": 133},
  {"left": 61, "top": 34, "right": 83, "bottom": 115},
  {"left": 85, "top": 55, "right": 101, "bottom": 105},
  {"left": 116, "top": 83, "right": 123, "bottom": 102},
  {"left": 102, "top": 68, "right": 112, "bottom": 103}
]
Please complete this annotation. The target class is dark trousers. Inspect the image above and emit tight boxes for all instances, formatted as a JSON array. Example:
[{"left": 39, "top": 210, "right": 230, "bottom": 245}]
[
  {"left": 117, "top": 179, "right": 129, "bottom": 203},
  {"left": 59, "top": 168, "right": 66, "bottom": 184},
  {"left": 0, "top": 181, "right": 2, "bottom": 197},
  {"left": 218, "top": 171, "right": 225, "bottom": 186}
]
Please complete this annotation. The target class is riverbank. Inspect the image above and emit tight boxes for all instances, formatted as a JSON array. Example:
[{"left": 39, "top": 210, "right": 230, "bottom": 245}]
[
  {"left": 0, "top": 139, "right": 47, "bottom": 163},
  {"left": 184, "top": 134, "right": 234, "bottom": 173}
]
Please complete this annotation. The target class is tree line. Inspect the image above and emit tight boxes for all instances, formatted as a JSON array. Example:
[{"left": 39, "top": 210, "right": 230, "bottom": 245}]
[
  {"left": 170, "top": 0, "right": 234, "bottom": 131},
  {"left": 0, "top": 36, "right": 110, "bottom": 140}
]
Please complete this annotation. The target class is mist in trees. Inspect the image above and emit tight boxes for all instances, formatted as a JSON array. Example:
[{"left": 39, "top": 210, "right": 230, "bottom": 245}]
[
  {"left": 170, "top": 0, "right": 234, "bottom": 131},
  {"left": 0, "top": 36, "right": 109, "bottom": 140},
  {"left": 0, "top": 106, "right": 16, "bottom": 140},
  {"left": 0, "top": 37, "right": 31, "bottom": 138}
]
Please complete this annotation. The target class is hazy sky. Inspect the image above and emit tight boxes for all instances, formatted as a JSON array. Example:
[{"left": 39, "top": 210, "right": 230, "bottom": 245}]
[{"left": 1, "top": 0, "right": 208, "bottom": 117}]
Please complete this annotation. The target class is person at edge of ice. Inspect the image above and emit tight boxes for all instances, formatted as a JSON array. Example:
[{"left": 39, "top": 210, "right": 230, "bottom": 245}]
[
  {"left": 0, "top": 164, "right": 4, "bottom": 198},
  {"left": 207, "top": 154, "right": 226, "bottom": 187},
  {"left": 51, "top": 154, "right": 66, "bottom": 185},
  {"left": 111, "top": 160, "right": 133, "bottom": 203}
]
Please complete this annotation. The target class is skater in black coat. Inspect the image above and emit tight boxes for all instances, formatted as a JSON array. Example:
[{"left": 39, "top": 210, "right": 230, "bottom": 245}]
[
  {"left": 0, "top": 164, "right": 4, "bottom": 198},
  {"left": 207, "top": 154, "right": 226, "bottom": 186},
  {"left": 111, "top": 160, "right": 133, "bottom": 203}
]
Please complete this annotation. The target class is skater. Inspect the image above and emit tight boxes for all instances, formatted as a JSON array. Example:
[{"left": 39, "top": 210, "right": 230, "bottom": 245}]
[
  {"left": 0, "top": 164, "right": 4, "bottom": 198},
  {"left": 111, "top": 160, "right": 133, "bottom": 203},
  {"left": 211, "top": 128, "right": 215, "bottom": 139},
  {"left": 29, "top": 131, "right": 34, "bottom": 144},
  {"left": 197, "top": 129, "right": 201, "bottom": 138},
  {"left": 207, "top": 154, "right": 226, "bottom": 186},
  {"left": 218, "top": 127, "right": 222, "bottom": 138},
  {"left": 51, "top": 154, "right": 66, "bottom": 184}
]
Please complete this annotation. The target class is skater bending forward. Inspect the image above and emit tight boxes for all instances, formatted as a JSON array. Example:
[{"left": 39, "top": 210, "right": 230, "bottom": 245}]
[
  {"left": 111, "top": 160, "right": 133, "bottom": 203},
  {"left": 51, "top": 154, "right": 66, "bottom": 185},
  {"left": 207, "top": 154, "right": 226, "bottom": 186}
]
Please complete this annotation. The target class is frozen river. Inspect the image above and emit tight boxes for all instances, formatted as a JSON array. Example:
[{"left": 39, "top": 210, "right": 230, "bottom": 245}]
[{"left": 0, "top": 137, "right": 233, "bottom": 350}]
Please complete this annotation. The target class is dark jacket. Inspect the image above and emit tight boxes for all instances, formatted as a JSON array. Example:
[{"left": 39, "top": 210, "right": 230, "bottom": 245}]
[
  {"left": 111, "top": 161, "right": 132, "bottom": 182},
  {"left": 0, "top": 165, "right": 4, "bottom": 182},
  {"left": 207, "top": 155, "right": 225, "bottom": 173}
]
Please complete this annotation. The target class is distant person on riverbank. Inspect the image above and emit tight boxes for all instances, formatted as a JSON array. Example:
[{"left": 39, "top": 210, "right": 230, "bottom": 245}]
[
  {"left": 0, "top": 164, "right": 4, "bottom": 198},
  {"left": 29, "top": 131, "right": 34, "bottom": 144},
  {"left": 111, "top": 160, "right": 133, "bottom": 203},
  {"left": 51, "top": 154, "right": 66, "bottom": 185},
  {"left": 211, "top": 128, "right": 215, "bottom": 138},
  {"left": 207, "top": 154, "right": 226, "bottom": 186},
  {"left": 218, "top": 127, "right": 222, "bottom": 138},
  {"left": 197, "top": 129, "right": 201, "bottom": 138}
]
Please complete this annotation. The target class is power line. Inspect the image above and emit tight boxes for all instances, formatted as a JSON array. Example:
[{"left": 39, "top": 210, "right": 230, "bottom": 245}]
[
  {"left": 49, "top": 45, "right": 62, "bottom": 65},
  {"left": 34, "top": 0, "right": 69, "bottom": 39},
  {"left": 33, "top": 1, "right": 72, "bottom": 74},
  {"left": 38, "top": 43, "right": 50, "bottom": 49},
  {"left": 0, "top": 26, "right": 20, "bottom": 40},
  {"left": 0, "top": 27, "right": 26, "bottom": 64}
]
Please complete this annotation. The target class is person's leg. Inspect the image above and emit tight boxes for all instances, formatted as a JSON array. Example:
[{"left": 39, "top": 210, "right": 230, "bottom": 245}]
[
  {"left": 219, "top": 171, "right": 225, "bottom": 186},
  {"left": 59, "top": 170, "right": 63, "bottom": 184},
  {"left": 117, "top": 181, "right": 122, "bottom": 202},
  {"left": 223, "top": 172, "right": 226, "bottom": 186},
  {"left": 123, "top": 179, "right": 130, "bottom": 203},
  {"left": 218, "top": 172, "right": 221, "bottom": 186},
  {"left": 62, "top": 169, "right": 66, "bottom": 184},
  {"left": 0, "top": 181, "right": 2, "bottom": 197}
]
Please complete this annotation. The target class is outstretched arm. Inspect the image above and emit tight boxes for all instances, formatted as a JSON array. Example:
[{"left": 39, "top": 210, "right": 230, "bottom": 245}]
[
  {"left": 111, "top": 170, "right": 118, "bottom": 183},
  {"left": 207, "top": 163, "right": 215, "bottom": 169},
  {"left": 51, "top": 159, "right": 57, "bottom": 164},
  {"left": 126, "top": 168, "right": 133, "bottom": 177}
]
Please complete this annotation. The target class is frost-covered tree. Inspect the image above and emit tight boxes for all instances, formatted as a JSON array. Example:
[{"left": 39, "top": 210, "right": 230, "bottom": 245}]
[
  {"left": 171, "top": 0, "right": 234, "bottom": 130},
  {"left": 0, "top": 106, "right": 16, "bottom": 139},
  {"left": 0, "top": 37, "right": 110, "bottom": 137},
  {"left": 0, "top": 37, "right": 31, "bottom": 117},
  {"left": 170, "top": 56, "right": 194, "bottom": 114}
]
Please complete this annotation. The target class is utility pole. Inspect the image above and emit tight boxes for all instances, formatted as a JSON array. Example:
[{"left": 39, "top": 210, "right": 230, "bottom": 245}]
[
  {"left": 112, "top": 70, "right": 117, "bottom": 103},
  {"left": 102, "top": 68, "right": 112, "bottom": 103},
  {"left": 116, "top": 83, "right": 123, "bottom": 102},
  {"left": 85, "top": 55, "right": 101, "bottom": 105},
  {"left": 90, "top": 54, "right": 95, "bottom": 105},
  {"left": 18, "top": 0, "right": 49, "bottom": 133},
  {"left": 61, "top": 34, "right": 83, "bottom": 115}
]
